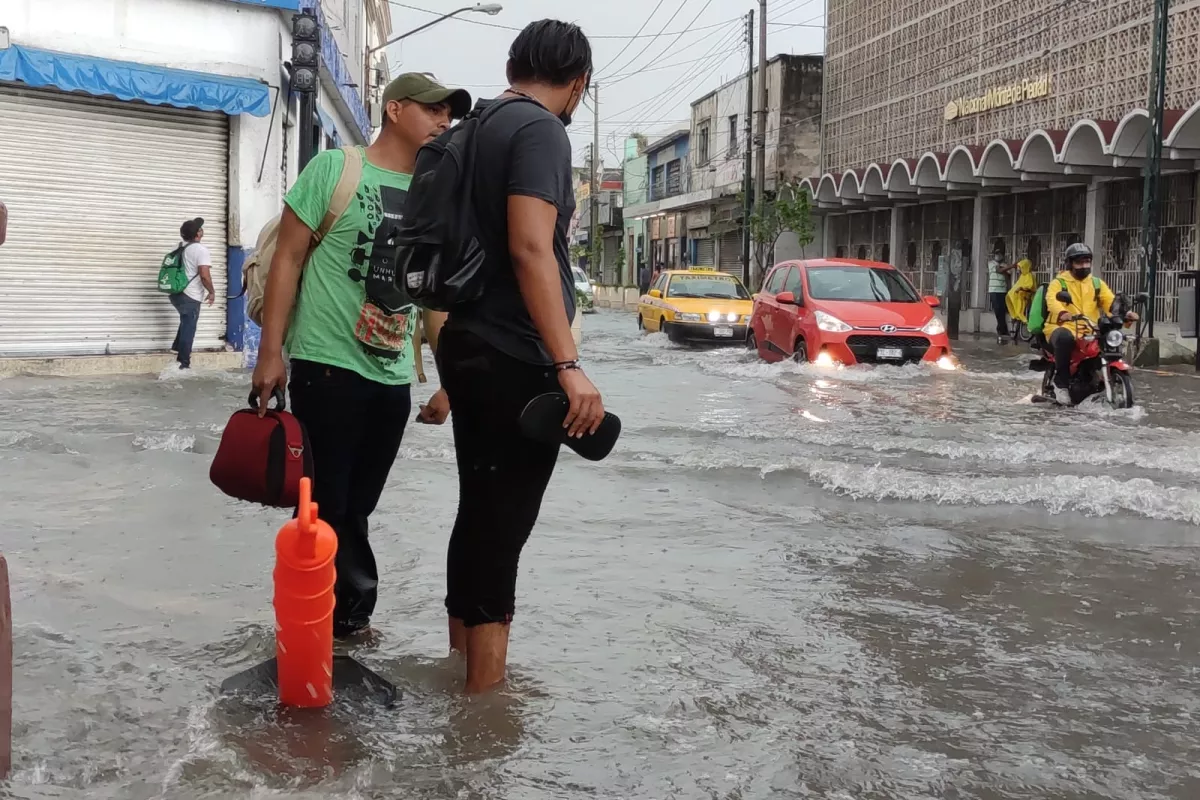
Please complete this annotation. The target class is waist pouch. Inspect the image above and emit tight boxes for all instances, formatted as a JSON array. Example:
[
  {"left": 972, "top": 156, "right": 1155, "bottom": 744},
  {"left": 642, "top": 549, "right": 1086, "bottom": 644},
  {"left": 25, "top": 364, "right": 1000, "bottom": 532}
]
[{"left": 210, "top": 390, "right": 313, "bottom": 508}]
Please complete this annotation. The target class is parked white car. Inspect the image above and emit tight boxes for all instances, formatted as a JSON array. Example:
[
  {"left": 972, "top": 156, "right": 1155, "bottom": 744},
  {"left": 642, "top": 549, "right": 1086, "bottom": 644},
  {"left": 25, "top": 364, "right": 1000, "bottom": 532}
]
[{"left": 572, "top": 266, "right": 596, "bottom": 313}]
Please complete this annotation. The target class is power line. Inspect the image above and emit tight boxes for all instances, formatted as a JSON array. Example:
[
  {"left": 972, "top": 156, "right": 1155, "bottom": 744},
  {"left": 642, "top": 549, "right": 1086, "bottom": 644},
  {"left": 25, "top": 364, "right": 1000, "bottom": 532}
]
[
  {"left": 386, "top": 2, "right": 743, "bottom": 39},
  {"left": 594, "top": 0, "right": 670, "bottom": 76},
  {"left": 598, "top": 0, "right": 692, "bottom": 79},
  {"left": 606, "top": 23, "right": 743, "bottom": 122}
]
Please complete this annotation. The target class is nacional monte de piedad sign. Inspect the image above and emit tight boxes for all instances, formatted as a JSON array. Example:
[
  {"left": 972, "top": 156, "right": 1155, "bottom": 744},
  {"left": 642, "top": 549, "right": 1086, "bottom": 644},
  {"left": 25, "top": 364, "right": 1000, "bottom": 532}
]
[{"left": 944, "top": 76, "right": 1051, "bottom": 121}]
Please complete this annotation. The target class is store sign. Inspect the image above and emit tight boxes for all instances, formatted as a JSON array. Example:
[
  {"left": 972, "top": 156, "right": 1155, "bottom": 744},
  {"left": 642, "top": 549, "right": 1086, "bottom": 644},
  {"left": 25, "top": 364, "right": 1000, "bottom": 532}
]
[
  {"left": 944, "top": 76, "right": 1051, "bottom": 121},
  {"left": 687, "top": 208, "right": 712, "bottom": 229},
  {"left": 667, "top": 215, "right": 678, "bottom": 238}
]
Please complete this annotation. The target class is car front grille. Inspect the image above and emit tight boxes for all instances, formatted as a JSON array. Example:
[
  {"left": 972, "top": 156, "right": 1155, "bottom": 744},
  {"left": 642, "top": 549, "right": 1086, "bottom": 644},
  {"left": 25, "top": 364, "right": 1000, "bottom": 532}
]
[{"left": 845, "top": 334, "right": 931, "bottom": 364}]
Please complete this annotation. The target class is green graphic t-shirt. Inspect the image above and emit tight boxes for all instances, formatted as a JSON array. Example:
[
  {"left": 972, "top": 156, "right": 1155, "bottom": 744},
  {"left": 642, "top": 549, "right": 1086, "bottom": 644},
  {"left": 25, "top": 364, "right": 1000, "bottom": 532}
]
[{"left": 284, "top": 147, "right": 416, "bottom": 386}]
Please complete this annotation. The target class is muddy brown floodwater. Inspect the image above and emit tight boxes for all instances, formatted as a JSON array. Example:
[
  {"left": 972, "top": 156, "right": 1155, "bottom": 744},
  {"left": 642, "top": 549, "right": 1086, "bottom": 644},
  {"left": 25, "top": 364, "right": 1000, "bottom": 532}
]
[{"left": 3, "top": 312, "right": 1200, "bottom": 799}]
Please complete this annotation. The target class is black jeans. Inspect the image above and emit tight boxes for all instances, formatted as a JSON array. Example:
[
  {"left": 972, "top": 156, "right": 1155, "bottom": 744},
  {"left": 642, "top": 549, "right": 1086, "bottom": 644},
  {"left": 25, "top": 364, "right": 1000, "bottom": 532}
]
[
  {"left": 169, "top": 293, "right": 201, "bottom": 368},
  {"left": 288, "top": 359, "right": 411, "bottom": 635},
  {"left": 1049, "top": 327, "right": 1076, "bottom": 389},
  {"left": 437, "top": 327, "right": 560, "bottom": 628},
  {"left": 989, "top": 292, "right": 1008, "bottom": 338}
]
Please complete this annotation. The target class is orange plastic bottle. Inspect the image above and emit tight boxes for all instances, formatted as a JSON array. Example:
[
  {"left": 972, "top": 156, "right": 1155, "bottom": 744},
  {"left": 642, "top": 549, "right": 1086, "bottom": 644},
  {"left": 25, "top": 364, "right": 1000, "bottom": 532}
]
[{"left": 273, "top": 477, "right": 338, "bottom": 707}]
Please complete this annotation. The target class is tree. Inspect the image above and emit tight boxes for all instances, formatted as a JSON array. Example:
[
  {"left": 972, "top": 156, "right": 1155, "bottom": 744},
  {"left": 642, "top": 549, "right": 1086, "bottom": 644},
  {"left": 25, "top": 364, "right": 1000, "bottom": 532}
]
[{"left": 747, "top": 181, "right": 816, "bottom": 288}]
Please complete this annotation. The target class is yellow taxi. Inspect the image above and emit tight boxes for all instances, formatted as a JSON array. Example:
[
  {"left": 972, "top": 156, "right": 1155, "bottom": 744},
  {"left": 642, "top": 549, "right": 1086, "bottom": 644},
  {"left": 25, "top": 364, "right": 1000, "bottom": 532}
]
[{"left": 637, "top": 268, "right": 754, "bottom": 343}]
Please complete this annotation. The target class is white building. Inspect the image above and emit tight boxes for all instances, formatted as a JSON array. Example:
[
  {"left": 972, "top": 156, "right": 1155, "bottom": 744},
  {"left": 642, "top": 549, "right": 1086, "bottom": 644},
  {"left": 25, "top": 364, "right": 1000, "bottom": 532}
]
[{"left": 0, "top": 0, "right": 392, "bottom": 359}]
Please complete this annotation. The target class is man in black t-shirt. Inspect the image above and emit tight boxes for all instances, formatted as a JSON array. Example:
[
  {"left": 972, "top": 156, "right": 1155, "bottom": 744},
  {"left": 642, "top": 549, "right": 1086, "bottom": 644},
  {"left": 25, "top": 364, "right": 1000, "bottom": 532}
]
[{"left": 437, "top": 19, "right": 605, "bottom": 694}]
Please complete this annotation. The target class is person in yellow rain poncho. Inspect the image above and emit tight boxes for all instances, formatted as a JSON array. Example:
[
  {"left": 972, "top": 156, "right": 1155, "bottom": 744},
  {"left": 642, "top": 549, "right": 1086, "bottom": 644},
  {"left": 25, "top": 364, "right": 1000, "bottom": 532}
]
[{"left": 1005, "top": 259, "right": 1036, "bottom": 329}]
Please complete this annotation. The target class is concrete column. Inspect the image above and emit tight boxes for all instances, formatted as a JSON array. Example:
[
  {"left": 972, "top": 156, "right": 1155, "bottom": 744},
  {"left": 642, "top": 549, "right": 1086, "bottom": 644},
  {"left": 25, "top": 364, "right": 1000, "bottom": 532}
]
[
  {"left": 1085, "top": 181, "right": 1107, "bottom": 275},
  {"left": 822, "top": 213, "right": 834, "bottom": 257},
  {"left": 889, "top": 206, "right": 904, "bottom": 267},
  {"left": 970, "top": 196, "right": 991, "bottom": 311}
]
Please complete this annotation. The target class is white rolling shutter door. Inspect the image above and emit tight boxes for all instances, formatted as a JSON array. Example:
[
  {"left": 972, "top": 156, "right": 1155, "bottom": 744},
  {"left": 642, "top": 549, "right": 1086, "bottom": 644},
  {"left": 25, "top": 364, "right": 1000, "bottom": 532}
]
[
  {"left": 0, "top": 86, "right": 228, "bottom": 357},
  {"left": 693, "top": 237, "right": 715, "bottom": 266},
  {"left": 719, "top": 231, "right": 742, "bottom": 272}
]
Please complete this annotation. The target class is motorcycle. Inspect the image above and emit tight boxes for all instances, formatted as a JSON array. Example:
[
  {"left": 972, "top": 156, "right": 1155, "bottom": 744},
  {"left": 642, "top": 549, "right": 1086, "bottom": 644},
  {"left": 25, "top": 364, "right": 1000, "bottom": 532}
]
[{"left": 1029, "top": 291, "right": 1139, "bottom": 409}]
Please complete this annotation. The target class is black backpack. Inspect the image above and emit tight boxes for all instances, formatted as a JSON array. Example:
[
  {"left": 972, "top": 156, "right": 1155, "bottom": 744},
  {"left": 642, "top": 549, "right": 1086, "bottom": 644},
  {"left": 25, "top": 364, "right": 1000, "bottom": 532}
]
[{"left": 394, "top": 97, "right": 533, "bottom": 311}]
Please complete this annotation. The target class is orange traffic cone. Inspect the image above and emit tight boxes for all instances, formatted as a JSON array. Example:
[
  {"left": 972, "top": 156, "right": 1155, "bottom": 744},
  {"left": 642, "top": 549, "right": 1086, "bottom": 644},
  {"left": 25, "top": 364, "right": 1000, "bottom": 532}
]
[{"left": 273, "top": 477, "right": 337, "bottom": 708}]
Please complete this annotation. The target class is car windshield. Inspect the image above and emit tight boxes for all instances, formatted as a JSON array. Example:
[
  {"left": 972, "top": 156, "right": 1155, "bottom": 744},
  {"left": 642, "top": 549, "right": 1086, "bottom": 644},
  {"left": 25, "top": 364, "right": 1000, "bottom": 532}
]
[
  {"left": 666, "top": 275, "right": 750, "bottom": 300},
  {"left": 572, "top": 268, "right": 588, "bottom": 284},
  {"left": 806, "top": 267, "right": 920, "bottom": 303}
]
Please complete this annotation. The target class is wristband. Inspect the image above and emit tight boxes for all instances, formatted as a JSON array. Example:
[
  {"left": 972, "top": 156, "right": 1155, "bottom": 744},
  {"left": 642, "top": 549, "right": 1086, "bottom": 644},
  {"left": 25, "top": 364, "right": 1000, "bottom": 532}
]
[{"left": 554, "top": 360, "right": 581, "bottom": 372}]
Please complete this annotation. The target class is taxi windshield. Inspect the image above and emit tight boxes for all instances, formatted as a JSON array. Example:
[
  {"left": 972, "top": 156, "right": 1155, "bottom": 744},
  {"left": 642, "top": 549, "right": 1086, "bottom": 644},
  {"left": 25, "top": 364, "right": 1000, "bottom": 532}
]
[
  {"left": 806, "top": 267, "right": 920, "bottom": 303},
  {"left": 666, "top": 275, "right": 750, "bottom": 300}
]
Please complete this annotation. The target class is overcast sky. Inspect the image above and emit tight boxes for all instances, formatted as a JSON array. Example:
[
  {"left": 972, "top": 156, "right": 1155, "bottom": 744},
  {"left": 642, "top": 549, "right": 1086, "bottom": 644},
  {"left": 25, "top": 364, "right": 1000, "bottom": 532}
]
[{"left": 383, "top": 0, "right": 825, "bottom": 168}]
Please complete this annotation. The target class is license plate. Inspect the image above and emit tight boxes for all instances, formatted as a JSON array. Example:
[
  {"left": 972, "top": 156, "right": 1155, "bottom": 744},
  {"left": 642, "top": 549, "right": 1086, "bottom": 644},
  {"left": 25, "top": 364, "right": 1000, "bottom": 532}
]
[
  {"left": 877, "top": 347, "right": 904, "bottom": 360},
  {"left": 713, "top": 326, "right": 734, "bottom": 338}
]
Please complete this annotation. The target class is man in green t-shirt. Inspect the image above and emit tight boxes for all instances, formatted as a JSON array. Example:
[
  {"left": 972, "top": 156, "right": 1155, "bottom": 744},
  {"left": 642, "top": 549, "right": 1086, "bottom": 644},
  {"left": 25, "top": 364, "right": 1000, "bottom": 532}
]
[{"left": 252, "top": 74, "right": 471, "bottom": 638}]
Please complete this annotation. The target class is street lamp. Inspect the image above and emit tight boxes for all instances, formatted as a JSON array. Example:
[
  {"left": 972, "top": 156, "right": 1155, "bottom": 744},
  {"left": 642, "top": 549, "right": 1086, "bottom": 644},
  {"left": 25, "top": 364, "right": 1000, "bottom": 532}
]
[{"left": 368, "top": 4, "right": 503, "bottom": 55}]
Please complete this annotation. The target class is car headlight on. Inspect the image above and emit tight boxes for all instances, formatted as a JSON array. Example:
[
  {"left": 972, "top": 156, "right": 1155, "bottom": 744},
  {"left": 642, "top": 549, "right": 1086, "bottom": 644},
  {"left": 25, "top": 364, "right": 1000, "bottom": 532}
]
[
  {"left": 726, "top": 312, "right": 738, "bottom": 323},
  {"left": 677, "top": 312, "right": 702, "bottom": 322},
  {"left": 815, "top": 310, "right": 852, "bottom": 333},
  {"left": 922, "top": 316, "right": 947, "bottom": 336},
  {"left": 707, "top": 310, "right": 722, "bottom": 322},
  {"left": 1105, "top": 329, "right": 1125, "bottom": 349}
]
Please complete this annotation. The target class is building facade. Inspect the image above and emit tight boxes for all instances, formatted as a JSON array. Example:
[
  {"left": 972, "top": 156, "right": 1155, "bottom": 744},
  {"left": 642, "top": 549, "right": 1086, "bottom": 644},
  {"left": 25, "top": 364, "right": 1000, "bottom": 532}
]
[
  {"left": 624, "top": 54, "right": 823, "bottom": 285},
  {"left": 805, "top": 0, "right": 1200, "bottom": 335},
  {"left": 623, "top": 136, "right": 649, "bottom": 286},
  {"left": 0, "top": 0, "right": 390, "bottom": 359}
]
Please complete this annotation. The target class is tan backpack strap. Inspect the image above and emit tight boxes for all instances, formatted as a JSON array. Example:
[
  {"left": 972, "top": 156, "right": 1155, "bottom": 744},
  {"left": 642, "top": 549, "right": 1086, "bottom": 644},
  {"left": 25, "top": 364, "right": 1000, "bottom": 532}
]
[
  {"left": 313, "top": 146, "right": 364, "bottom": 245},
  {"left": 412, "top": 312, "right": 427, "bottom": 383}
]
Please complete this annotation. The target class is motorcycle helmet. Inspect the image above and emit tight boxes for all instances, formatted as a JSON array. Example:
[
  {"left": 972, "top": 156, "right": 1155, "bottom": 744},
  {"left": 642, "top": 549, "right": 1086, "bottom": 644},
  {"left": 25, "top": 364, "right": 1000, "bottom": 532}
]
[
  {"left": 1063, "top": 242, "right": 1093, "bottom": 266},
  {"left": 1063, "top": 242, "right": 1093, "bottom": 278}
]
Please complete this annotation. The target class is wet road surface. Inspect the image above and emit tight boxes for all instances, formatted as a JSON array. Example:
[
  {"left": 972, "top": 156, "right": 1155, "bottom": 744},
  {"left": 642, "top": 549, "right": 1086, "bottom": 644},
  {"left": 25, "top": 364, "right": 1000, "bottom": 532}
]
[{"left": 3, "top": 312, "right": 1200, "bottom": 799}]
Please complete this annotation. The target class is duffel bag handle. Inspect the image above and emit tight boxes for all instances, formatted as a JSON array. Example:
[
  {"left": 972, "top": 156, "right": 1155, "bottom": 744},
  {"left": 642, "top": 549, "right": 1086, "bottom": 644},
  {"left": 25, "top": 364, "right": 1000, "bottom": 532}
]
[{"left": 248, "top": 387, "right": 286, "bottom": 413}]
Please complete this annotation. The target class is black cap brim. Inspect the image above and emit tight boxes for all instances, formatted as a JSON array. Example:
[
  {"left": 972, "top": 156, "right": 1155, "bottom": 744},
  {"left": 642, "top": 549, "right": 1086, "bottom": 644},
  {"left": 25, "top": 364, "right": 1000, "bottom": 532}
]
[{"left": 410, "top": 88, "right": 472, "bottom": 120}]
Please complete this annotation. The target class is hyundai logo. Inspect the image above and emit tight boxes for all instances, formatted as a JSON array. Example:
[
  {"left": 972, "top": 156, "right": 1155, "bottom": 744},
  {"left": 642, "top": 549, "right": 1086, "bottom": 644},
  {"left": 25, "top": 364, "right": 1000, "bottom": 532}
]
[{"left": 880, "top": 324, "right": 897, "bottom": 333}]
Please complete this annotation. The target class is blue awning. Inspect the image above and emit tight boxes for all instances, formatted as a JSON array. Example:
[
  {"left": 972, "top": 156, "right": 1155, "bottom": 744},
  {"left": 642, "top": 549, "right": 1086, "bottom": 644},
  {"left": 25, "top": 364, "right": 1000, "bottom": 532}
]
[{"left": 0, "top": 44, "right": 271, "bottom": 117}]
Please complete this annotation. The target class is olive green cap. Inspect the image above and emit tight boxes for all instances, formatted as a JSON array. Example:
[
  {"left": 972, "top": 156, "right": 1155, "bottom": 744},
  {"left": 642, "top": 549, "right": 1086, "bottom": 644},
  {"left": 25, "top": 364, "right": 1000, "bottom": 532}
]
[{"left": 382, "top": 72, "right": 471, "bottom": 119}]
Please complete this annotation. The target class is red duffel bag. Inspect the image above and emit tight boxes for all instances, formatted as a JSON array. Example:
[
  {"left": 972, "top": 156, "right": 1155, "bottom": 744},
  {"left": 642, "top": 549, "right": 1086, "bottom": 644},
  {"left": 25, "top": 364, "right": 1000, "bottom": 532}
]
[{"left": 210, "top": 389, "right": 314, "bottom": 508}]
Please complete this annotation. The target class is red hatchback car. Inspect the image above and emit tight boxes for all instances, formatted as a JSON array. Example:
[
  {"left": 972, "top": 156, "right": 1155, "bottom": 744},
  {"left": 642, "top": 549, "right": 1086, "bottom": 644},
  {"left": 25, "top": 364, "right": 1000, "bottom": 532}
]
[{"left": 749, "top": 259, "right": 953, "bottom": 366}]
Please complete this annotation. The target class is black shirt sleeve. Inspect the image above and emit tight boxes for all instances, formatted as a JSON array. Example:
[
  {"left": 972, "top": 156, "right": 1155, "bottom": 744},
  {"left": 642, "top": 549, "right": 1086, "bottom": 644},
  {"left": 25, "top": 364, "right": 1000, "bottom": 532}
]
[{"left": 506, "top": 116, "right": 571, "bottom": 208}]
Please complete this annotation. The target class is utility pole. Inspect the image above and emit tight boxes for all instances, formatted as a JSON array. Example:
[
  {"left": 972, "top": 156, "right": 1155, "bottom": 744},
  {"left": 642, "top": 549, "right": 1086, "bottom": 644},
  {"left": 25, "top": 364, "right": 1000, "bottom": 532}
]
[
  {"left": 1137, "top": 0, "right": 1171, "bottom": 348},
  {"left": 591, "top": 83, "right": 600, "bottom": 281},
  {"left": 752, "top": 0, "right": 768, "bottom": 287},
  {"left": 741, "top": 9, "right": 755, "bottom": 286}
]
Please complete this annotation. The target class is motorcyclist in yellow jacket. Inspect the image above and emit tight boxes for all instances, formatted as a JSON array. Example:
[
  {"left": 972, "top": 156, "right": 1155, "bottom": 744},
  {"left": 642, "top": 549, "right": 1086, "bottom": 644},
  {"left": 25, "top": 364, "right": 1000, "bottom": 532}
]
[{"left": 1044, "top": 243, "right": 1137, "bottom": 405}]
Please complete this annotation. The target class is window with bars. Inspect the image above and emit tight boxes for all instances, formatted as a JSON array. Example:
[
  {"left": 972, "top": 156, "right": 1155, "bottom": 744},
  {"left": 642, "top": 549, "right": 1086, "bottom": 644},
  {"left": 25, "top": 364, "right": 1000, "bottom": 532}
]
[
  {"left": 728, "top": 115, "right": 739, "bottom": 159},
  {"left": 697, "top": 120, "right": 711, "bottom": 165},
  {"left": 666, "top": 160, "right": 682, "bottom": 197}
]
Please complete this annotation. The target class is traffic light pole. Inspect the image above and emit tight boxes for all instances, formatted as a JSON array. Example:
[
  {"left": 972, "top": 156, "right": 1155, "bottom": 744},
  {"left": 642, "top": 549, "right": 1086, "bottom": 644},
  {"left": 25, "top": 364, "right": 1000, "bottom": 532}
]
[{"left": 297, "top": 91, "right": 318, "bottom": 173}]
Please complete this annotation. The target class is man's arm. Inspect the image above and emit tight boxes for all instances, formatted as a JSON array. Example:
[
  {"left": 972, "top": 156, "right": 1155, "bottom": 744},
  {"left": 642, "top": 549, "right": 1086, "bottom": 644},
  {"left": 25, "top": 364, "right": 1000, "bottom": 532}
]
[
  {"left": 1047, "top": 281, "right": 1072, "bottom": 323},
  {"left": 198, "top": 265, "right": 216, "bottom": 304},
  {"left": 259, "top": 208, "right": 312, "bottom": 357},
  {"left": 421, "top": 309, "right": 448, "bottom": 355},
  {"left": 1099, "top": 280, "right": 1117, "bottom": 316},
  {"left": 508, "top": 195, "right": 576, "bottom": 363}
]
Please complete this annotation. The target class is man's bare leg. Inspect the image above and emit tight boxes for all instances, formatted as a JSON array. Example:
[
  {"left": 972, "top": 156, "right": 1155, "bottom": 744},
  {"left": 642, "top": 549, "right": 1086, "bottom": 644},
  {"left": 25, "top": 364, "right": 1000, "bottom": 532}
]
[
  {"left": 464, "top": 622, "right": 510, "bottom": 694},
  {"left": 449, "top": 616, "right": 467, "bottom": 656}
]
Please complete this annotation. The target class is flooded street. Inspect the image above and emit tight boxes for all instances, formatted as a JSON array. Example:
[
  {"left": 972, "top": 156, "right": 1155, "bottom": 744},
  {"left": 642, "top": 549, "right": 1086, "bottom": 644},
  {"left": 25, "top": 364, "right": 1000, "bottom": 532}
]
[{"left": 4, "top": 311, "right": 1200, "bottom": 799}]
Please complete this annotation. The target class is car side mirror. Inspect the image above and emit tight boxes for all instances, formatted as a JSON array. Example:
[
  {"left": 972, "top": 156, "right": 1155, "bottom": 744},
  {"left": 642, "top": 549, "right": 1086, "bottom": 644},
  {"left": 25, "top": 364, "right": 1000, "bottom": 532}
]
[
  {"left": 923, "top": 295, "right": 940, "bottom": 308},
  {"left": 649, "top": 289, "right": 662, "bottom": 299},
  {"left": 776, "top": 291, "right": 797, "bottom": 305},
  {"left": 1056, "top": 291, "right": 1073, "bottom": 304}
]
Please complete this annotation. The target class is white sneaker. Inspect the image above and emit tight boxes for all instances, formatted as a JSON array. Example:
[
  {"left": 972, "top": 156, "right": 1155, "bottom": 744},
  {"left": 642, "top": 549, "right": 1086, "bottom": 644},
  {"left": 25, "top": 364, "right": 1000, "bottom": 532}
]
[{"left": 1054, "top": 387, "right": 1071, "bottom": 406}]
